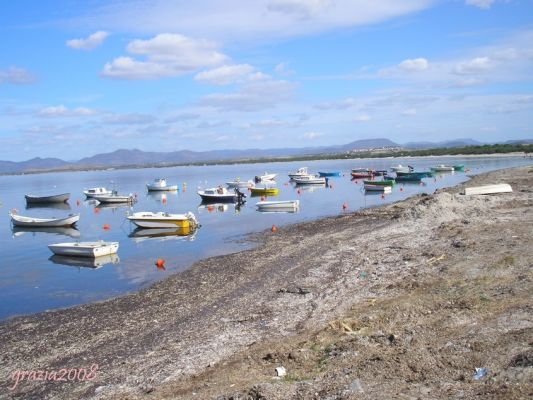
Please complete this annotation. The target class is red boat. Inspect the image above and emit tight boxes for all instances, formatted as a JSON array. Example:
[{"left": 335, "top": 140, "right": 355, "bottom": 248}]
[{"left": 351, "top": 168, "right": 374, "bottom": 178}]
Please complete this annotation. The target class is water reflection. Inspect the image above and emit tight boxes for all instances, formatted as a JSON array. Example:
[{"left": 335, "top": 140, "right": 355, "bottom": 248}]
[
  {"left": 49, "top": 253, "right": 120, "bottom": 269},
  {"left": 128, "top": 226, "right": 196, "bottom": 242},
  {"left": 12, "top": 226, "right": 81, "bottom": 238},
  {"left": 197, "top": 202, "right": 243, "bottom": 213},
  {"left": 146, "top": 191, "right": 178, "bottom": 204},
  {"left": 26, "top": 202, "right": 71, "bottom": 211}
]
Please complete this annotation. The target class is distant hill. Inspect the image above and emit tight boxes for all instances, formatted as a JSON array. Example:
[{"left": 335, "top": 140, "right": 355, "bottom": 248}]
[
  {"left": 404, "top": 138, "right": 484, "bottom": 149},
  {"left": 0, "top": 157, "right": 70, "bottom": 174}
]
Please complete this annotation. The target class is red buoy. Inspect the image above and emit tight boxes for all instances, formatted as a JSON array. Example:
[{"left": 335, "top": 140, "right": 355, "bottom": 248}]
[
  {"left": 76, "top": 200, "right": 80, "bottom": 206},
  {"left": 342, "top": 203, "right": 348, "bottom": 211},
  {"left": 102, "top": 224, "right": 110, "bottom": 230},
  {"left": 155, "top": 258, "right": 165, "bottom": 270},
  {"left": 271, "top": 225, "right": 277, "bottom": 232}
]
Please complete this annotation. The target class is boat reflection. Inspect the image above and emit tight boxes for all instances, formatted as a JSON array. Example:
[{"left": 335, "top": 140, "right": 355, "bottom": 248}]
[
  {"left": 129, "top": 226, "right": 196, "bottom": 242},
  {"left": 95, "top": 202, "right": 134, "bottom": 212},
  {"left": 25, "top": 202, "right": 71, "bottom": 211},
  {"left": 48, "top": 253, "right": 120, "bottom": 269},
  {"left": 11, "top": 226, "right": 81, "bottom": 238},
  {"left": 294, "top": 183, "right": 327, "bottom": 193},
  {"left": 197, "top": 202, "right": 243, "bottom": 213},
  {"left": 146, "top": 191, "right": 178, "bottom": 203}
]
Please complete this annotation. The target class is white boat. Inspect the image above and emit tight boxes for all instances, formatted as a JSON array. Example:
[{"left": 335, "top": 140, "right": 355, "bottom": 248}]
[
  {"left": 364, "top": 184, "right": 392, "bottom": 192},
  {"left": 83, "top": 187, "right": 112, "bottom": 198},
  {"left": 146, "top": 178, "right": 178, "bottom": 191},
  {"left": 127, "top": 211, "right": 198, "bottom": 229},
  {"left": 256, "top": 200, "right": 299, "bottom": 212},
  {"left": 10, "top": 212, "right": 79, "bottom": 227},
  {"left": 25, "top": 193, "right": 70, "bottom": 204},
  {"left": 197, "top": 187, "right": 244, "bottom": 203},
  {"left": 288, "top": 167, "right": 309, "bottom": 180},
  {"left": 48, "top": 241, "right": 119, "bottom": 258},
  {"left": 226, "top": 179, "right": 255, "bottom": 189},
  {"left": 255, "top": 172, "right": 277, "bottom": 182},
  {"left": 390, "top": 164, "right": 412, "bottom": 173},
  {"left": 92, "top": 191, "right": 134, "bottom": 203},
  {"left": 463, "top": 184, "right": 512, "bottom": 196},
  {"left": 293, "top": 174, "right": 326, "bottom": 184},
  {"left": 430, "top": 165, "right": 455, "bottom": 172}
]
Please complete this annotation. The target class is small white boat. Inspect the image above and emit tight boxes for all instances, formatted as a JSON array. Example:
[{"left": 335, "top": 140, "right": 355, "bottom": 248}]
[
  {"left": 92, "top": 191, "right": 134, "bottom": 203},
  {"left": 256, "top": 200, "right": 299, "bottom": 212},
  {"left": 146, "top": 178, "right": 178, "bottom": 191},
  {"left": 364, "top": 184, "right": 392, "bottom": 192},
  {"left": 198, "top": 187, "right": 244, "bottom": 203},
  {"left": 25, "top": 193, "right": 70, "bottom": 204},
  {"left": 226, "top": 179, "right": 255, "bottom": 189},
  {"left": 288, "top": 167, "right": 309, "bottom": 180},
  {"left": 10, "top": 212, "right": 79, "bottom": 227},
  {"left": 255, "top": 172, "right": 277, "bottom": 182},
  {"left": 390, "top": 165, "right": 412, "bottom": 173},
  {"left": 48, "top": 241, "right": 119, "bottom": 257},
  {"left": 463, "top": 184, "right": 513, "bottom": 196},
  {"left": 430, "top": 165, "right": 455, "bottom": 172},
  {"left": 83, "top": 187, "right": 112, "bottom": 198},
  {"left": 127, "top": 211, "right": 198, "bottom": 229},
  {"left": 293, "top": 174, "right": 326, "bottom": 184}
]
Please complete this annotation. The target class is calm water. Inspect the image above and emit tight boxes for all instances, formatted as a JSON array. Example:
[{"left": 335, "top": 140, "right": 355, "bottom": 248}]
[{"left": 0, "top": 156, "right": 530, "bottom": 320}]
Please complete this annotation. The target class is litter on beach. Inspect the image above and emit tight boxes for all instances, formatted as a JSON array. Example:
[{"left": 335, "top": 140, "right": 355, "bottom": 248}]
[{"left": 462, "top": 184, "right": 512, "bottom": 195}]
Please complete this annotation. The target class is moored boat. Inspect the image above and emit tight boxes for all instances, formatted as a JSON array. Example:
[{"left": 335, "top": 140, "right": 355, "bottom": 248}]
[
  {"left": 453, "top": 165, "right": 465, "bottom": 171},
  {"left": 395, "top": 175, "right": 422, "bottom": 182},
  {"left": 390, "top": 164, "right": 413, "bottom": 173},
  {"left": 83, "top": 187, "right": 112, "bottom": 198},
  {"left": 25, "top": 193, "right": 70, "bottom": 204},
  {"left": 256, "top": 200, "right": 299, "bottom": 212},
  {"left": 10, "top": 211, "right": 79, "bottom": 227},
  {"left": 396, "top": 171, "right": 433, "bottom": 178},
  {"left": 146, "top": 178, "right": 178, "bottom": 191},
  {"left": 288, "top": 167, "right": 309, "bottom": 180},
  {"left": 293, "top": 174, "right": 326, "bottom": 184},
  {"left": 92, "top": 191, "right": 134, "bottom": 203},
  {"left": 48, "top": 241, "right": 119, "bottom": 257},
  {"left": 350, "top": 168, "right": 374, "bottom": 178},
  {"left": 318, "top": 171, "right": 341, "bottom": 177},
  {"left": 255, "top": 172, "right": 277, "bottom": 182},
  {"left": 127, "top": 211, "right": 198, "bottom": 229},
  {"left": 197, "top": 187, "right": 245, "bottom": 203}
]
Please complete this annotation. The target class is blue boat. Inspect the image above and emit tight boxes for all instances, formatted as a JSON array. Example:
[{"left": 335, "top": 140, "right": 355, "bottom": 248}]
[{"left": 318, "top": 171, "right": 341, "bottom": 177}]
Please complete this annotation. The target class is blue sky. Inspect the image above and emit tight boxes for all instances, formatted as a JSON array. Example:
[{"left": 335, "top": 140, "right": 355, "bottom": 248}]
[{"left": 1, "top": 0, "right": 532, "bottom": 161}]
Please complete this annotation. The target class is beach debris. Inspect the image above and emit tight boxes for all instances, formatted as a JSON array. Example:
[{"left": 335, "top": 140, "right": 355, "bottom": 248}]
[
  {"left": 275, "top": 366, "right": 287, "bottom": 377},
  {"left": 278, "top": 287, "right": 310, "bottom": 295},
  {"left": 463, "top": 184, "right": 512, "bottom": 195},
  {"left": 427, "top": 254, "right": 446, "bottom": 265},
  {"left": 473, "top": 367, "right": 488, "bottom": 380}
]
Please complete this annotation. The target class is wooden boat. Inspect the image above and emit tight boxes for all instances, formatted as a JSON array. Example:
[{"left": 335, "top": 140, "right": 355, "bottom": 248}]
[
  {"left": 127, "top": 211, "right": 198, "bottom": 229},
  {"left": 25, "top": 193, "right": 70, "bottom": 204},
  {"left": 250, "top": 187, "right": 279, "bottom": 196},
  {"left": 49, "top": 253, "right": 119, "bottom": 269},
  {"left": 255, "top": 172, "right": 277, "bottom": 182},
  {"left": 198, "top": 187, "right": 245, "bottom": 203},
  {"left": 364, "top": 184, "right": 392, "bottom": 192},
  {"left": 430, "top": 165, "right": 455, "bottom": 172},
  {"left": 256, "top": 200, "right": 299, "bottom": 212},
  {"left": 226, "top": 179, "right": 255, "bottom": 189},
  {"left": 350, "top": 168, "right": 374, "bottom": 178},
  {"left": 92, "top": 191, "right": 134, "bottom": 203},
  {"left": 10, "top": 212, "right": 79, "bottom": 227},
  {"left": 318, "top": 171, "right": 341, "bottom": 177},
  {"left": 146, "top": 178, "right": 178, "bottom": 191},
  {"left": 362, "top": 179, "right": 395, "bottom": 186},
  {"left": 293, "top": 174, "right": 326, "bottom": 184},
  {"left": 390, "top": 165, "right": 413, "bottom": 173},
  {"left": 288, "top": 167, "right": 309, "bottom": 180},
  {"left": 453, "top": 165, "right": 465, "bottom": 171},
  {"left": 83, "top": 187, "right": 112, "bottom": 198},
  {"left": 48, "top": 241, "right": 119, "bottom": 257}
]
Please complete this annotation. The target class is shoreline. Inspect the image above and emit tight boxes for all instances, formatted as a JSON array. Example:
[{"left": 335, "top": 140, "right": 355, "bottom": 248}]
[{"left": 1, "top": 164, "right": 532, "bottom": 399}]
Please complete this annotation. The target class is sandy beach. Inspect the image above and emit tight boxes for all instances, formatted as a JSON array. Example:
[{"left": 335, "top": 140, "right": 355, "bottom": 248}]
[{"left": 1, "top": 165, "right": 532, "bottom": 400}]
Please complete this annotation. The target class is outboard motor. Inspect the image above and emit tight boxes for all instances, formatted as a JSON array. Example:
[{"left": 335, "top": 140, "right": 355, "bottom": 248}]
[{"left": 235, "top": 188, "right": 246, "bottom": 204}]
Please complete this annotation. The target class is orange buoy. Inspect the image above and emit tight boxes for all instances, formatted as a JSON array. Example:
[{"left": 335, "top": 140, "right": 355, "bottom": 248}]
[
  {"left": 207, "top": 205, "right": 214, "bottom": 212},
  {"left": 102, "top": 224, "right": 110, "bottom": 230},
  {"left": 76, "top": 200, "right": 80, "bottom": 206},
  {"left": 155, "top": 258, "right": 165, "bottom": 270},
  {"left": 271, "top": 224, "right": 277, "bottom": 233},
  {"left": 94, "top": 208, "right": 100, "bottom": 214}
]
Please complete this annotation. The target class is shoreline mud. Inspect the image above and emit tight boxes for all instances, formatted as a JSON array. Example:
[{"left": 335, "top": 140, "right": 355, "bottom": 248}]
[{"left": 1, "top": 165, "right": 532, "bottom": 399}]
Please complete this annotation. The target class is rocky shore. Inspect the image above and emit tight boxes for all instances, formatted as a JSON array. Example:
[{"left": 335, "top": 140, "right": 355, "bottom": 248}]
[{"left": 1, "top": 166, "right": 532, "bottom": 400}]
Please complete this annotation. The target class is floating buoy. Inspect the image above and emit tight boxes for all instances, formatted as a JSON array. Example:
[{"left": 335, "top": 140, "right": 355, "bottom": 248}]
[
  {"left": 342, "top": 203, "right": 348, "bottom": 211},
  {"left": 162, "top": 197, "right": 167, "bottom": 204},
  {"left": 76, "top": 200, "right": 80, "bottom": 206},
  {"left": 271, "top": 224, "right": 277, "bottom": 233},
  {"left": 381, "top": 194, "right": 385, "bottom": 199},
  {"left": 102, "top": 224, "right": 110, "bottom": 230},
  {"left": 400, "top": 187, "right": 403, "bottom": 192},
  {"left": 155, "top": 258, "right": 165, "bottom": 270},
  {"left": 207, "top": 205, "right": 214, "bottom": 212},
  {"left": 329, "top": 184, "right": 333, "bottom": 189},
  {"left": 94, "top": 208, "right": 100, "bottom": 214},
  {"left": 261, "top": 196, "right": 265, "bottom": 201},
  {"left": 297, "top": 189, "right": 301, "bottom": 195},
  {"left": 355, "top": 180, "right": 358, "bottom": 184}
]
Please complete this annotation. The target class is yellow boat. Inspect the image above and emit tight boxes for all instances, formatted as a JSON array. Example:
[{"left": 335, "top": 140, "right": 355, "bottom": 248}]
[{"left": 250, "top": 187, "right": 279, "bottom": 196}]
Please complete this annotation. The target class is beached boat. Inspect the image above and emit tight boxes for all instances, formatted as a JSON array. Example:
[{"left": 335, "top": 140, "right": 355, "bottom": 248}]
[
  {"left": 197, "top": 187, "right": 245, "bottom": 203},
  {"left": 146, "top": 178, "right": 178, "bottom": 191},
  {"left": 362, "top": 179, "right": 395, "bottom": 186},
  {"left": 293, "top": 174, "right": 326, "bottom": 184},
  {"left": 255, "top": 172, "right": 277, "bottom": 182},
  {"left": 430, "top": 165, "right": 455, "bottom": 172},
  {"left": 83, "top": 187, "right": 112, "bottom": 198},
  {"left": 318, "top": 171, "right": 341, "bottom": 177},
  {"left": 226, "top": 179, "right": 255, "bottom": 189},
  {"left": 256, "top": 200, "right": 299, "bottom": 212},
  {"left": 250, "top": 187, "right": 280, "bottom": 196},
  {"left": 364, "top": 184, "right": 392, "bottom": 192},
  {"left": 390, "top": 165, "right": 413, "bottom": 173},
  {"left": 10, "top": 212, "right": 79, "bottom": 227},
  {"left": 288, "top": 167, "right": 309, "bottom": 180},
  {"left": 25, "top": 193, "right": 70, "bottom": 204},
  {"left": 48, "top": 241, "right": 119, "bottom": 257},
  {"left": 127, "top": 211, "right": 198, "bottom": 229},
  {"left": 350, "top": 168, "right": 374, "bottom": 178},
  {"left": 463, "top": 184, "right": 512, "bottom": 196},
  {"left": 92, "top": 191, "right": 134, "bottom": 203}
]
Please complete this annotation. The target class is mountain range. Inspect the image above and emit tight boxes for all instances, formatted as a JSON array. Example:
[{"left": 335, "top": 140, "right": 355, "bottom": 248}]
[{"left": 1, "top": 138, "right": 531, "bottom": 174}]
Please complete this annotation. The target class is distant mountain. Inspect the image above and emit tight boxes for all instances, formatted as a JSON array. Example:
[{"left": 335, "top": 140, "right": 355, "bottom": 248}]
[
  {"left": 0, "top": 157, "right": 69, "bottom": 173},
  {"left": 504, "top": 139, "right": 533, "bottom": 145},
  {"left": 403, "top": 138, "right": 484, "bottom": 149}
]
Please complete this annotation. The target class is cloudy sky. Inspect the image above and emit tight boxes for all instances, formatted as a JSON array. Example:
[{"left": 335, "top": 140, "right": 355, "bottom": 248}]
[{"left": 1, "top": 0, "right": 532, "bottom": 161}]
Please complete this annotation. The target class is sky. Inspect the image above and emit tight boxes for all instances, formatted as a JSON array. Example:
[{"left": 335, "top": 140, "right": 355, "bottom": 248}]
[{"left": 0, "top": 0, "right": 532, "bottom": 161}]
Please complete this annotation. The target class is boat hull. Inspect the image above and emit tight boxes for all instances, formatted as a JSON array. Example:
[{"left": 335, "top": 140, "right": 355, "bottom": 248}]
[
  {"left": 318, "top": 171, "right": 341, "bottom": 177},
  {"left": 48, "top": 242, "right": 119, "bottom": 257},
  {"left": 146, "top": 185, "right": 178, "bottom": 191},
  {"left": 10, "top": 213, "right": 79, "bottom": 227},
  {"left": 351, "top": 173, "right": 373, "bottom": 179},
  {"left": 362, "top": 180, "right": 395, "bottom": 186},
  {"left": 25, "top": 193, "right": 70, "bottom": 204},
  {"left": 92, "top": 194, "right": 133, "bottom": 203},
  {"left": 198, "top": 193, "right": 238, "bottom": 203}
]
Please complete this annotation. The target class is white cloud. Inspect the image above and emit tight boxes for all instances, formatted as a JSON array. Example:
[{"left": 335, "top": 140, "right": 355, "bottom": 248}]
[
  {"left": 102, "top": 113, "right": 156, "bottom": 124},
  {"left": 465, "top": 0, "right": 494, "bottom": 9},
  {"left": 301, "top": 131, "right": 322, "bottom": 139},
  {"left": 402, "top": 108, "right": 417, "bottom": 116},
  {"left": 354, "top": 114, "right": 371, "bottom": 122},
  {"left": 315, "top": 97, "right": 357, "bottom": 110},
  {"left": 398, "top": 58, "right": 429, "bottom": 72},
  {"left": 195, "top": 64, "right": 268, "bottom": 85},
  {"left": 37, "top": 105, "right": 97, "bottom": 117},
  {"left": 274, "top": 62, "right": 294, "bottom": 76},
  {"left": 0, "top": 66, "right": 36, "bottom": 85},
  {"left": 66, "top": 31, "right": 110, "bottom": 50},
  {"left": 101, "top": 33, "right": 227, "bottom": 80},
  {"left": 455, "top": 57, "right": 491, "bottom": 74},
  {"left": 267, "top": 0, "right": 333, "bottom": 19}
]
